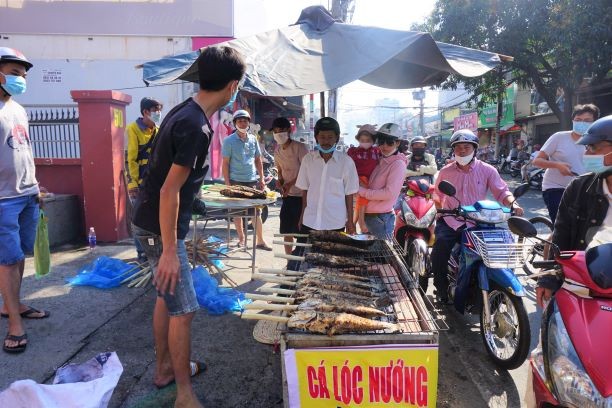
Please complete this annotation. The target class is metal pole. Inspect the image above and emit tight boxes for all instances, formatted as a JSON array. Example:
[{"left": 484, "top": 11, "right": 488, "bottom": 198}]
[
  {"left": 419, "top": 91, "right": 425, "bottom": 135},
  {"left": 320, "top": 92, "right": 326, "bottom": 117}
]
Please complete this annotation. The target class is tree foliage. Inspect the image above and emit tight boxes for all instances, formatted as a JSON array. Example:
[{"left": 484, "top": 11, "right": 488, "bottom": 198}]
[{"left": 415, "top": 0, "right": 612, "bottom": 127}]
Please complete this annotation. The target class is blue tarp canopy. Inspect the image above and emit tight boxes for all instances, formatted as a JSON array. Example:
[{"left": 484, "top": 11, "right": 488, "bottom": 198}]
[{"left": 142, "top": 6, "right": 508, "bottom": 97}]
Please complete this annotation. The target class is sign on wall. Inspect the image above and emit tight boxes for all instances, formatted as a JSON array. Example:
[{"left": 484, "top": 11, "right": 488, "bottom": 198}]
[
  {"left": 42, "top": 69, "right": 62, "bottom": 83},
  {"left": 453, "top": 112, "right": 478, "bottom": 132}
]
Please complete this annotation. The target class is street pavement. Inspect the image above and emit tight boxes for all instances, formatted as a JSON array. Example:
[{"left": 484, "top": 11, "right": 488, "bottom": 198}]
[{"left": 0, "top": 175, "right": 547, "bottom": 407}]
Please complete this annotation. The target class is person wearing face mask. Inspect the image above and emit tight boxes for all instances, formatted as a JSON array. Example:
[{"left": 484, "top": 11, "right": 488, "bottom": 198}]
[
  {"left": 295, "top": 117, "right": 359, "bottom": 236},
  {"left": 222, "top": 109, "right": 271, "bottom": 250},
  {"left": 533, "top": 104, "right": 600, "bottom": 223},
  {"left": 536, "top": 115, "right": 612, "bottom": 308},
  {"left": 347, "top": 124, "right": 381, "bottom": 233},
  {"left": 405, "top": 136, "right": 437, "bottom": 183},
  {"left": 357, "top": 123, "right": 407, "bottom": 239},
  {"left": 126, "top": 97, "right": 163, "bottom": 262},
  {"left": 131, "top": 46, "right": 245, "bottom": 408},
  {"left": 0, "top": 47, "right": 51, "bottom": 354},
  {"left": 271, "top": 117, "right": 309, "bottom": 255},
  {"left": 431, "top": 129, "right": 524, "bottom": 304}
]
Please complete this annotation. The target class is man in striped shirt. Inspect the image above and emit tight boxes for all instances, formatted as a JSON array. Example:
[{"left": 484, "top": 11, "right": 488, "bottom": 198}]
[{"left": 432, "top": 130, "right": 524, "bottom": 304}]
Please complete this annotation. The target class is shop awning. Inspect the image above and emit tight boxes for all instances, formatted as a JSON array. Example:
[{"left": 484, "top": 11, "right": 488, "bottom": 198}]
[{"left": 142, "top": 6, "right": 509, "bottom": 96}]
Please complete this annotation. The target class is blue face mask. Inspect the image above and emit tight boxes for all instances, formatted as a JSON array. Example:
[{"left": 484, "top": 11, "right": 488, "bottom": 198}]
[
  {"left": 582, "top": 153, "right": 612, "bottom": 174},
  {"left": 1, "top": 74, "right": 27, "bottom": 96},
  {"left": 315, "top": 144, "right": 336, "bottom": 154},
  {"left": 223, "top": 88, "right": 239, "bottom": 110},
  {"left": 572, "top": 120, "right": 592, "bottom": 136}
]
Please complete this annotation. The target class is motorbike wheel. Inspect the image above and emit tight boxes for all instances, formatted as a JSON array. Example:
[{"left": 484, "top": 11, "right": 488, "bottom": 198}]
[
  {"left": 498, "top": 162, "right": 511, "bottom": 175},
  {"left": 521, "top": 216, "right": 554, "bottom": 275},
  {"left": 528, "top": 172, "right": 543, "bottom": 190},
  {"left": 480, "top": 288, "right": 530, "bottom": 370},
  {"left": 408, "top": 239, "right": 429, "bottom": 292},
  {"left": 510, "top": 167, "right": 521, "bottom": 178}
]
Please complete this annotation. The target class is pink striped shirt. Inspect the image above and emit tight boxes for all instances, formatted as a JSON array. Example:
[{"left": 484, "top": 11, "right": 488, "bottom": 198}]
[{"left": 434, "top": 159, "right": 512, "bottom": 230}]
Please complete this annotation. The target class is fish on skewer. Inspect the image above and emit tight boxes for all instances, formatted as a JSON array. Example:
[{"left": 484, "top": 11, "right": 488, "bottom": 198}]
[
  {"left": 303, "top": 268, "right": 373, "bottom": 283},
  {"left": 289, "top": 311, "right": 397, "bottom": 335},
  {"left": 309, "top": 230, "right": 378, "bottom": 247},
  {"left": 292, "top": 286, "right": 393, "bottom": 308},
  {"left": 298, "top": 274, "right": 383, "bottom": 293},
  {"left": 244, "top": 298, "right": 386, "bottom": 318},
  {"left": 310, "top": 241, "right": 371, "bottom": 255},
  {"left": 277, "top": 253, "right": 374, "bottom": 269}
]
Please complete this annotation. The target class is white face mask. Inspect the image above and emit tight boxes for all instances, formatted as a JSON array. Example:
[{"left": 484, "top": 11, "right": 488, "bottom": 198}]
[
  {"left": 381, "top": 148, "right": 397, "bottom": 157},
  {"left": 236, "top": 126, "right": 249, "bottom": 134},
  {"left": 582, "top": 152, "right": 612, "bottom": 173},
  {"left": 273, "top": 132, "right": 289, "bottom": 145},
  {"left": 150, "top": 111, "right": 161, "bottom": 124},
  {"left": 455, "top": 152, "right": 474, "bottom": 166},
  {"left": 359, "top": 142, "right": 373, "bottom": 149}
]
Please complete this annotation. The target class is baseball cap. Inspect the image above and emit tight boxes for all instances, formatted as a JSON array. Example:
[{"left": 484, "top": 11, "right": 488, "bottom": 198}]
[
  {"left": 270, "top": 117, "right": 291, "bottom": 131},
  {"left": 315, "top": 117, "right": 340, "bottom": 135}
]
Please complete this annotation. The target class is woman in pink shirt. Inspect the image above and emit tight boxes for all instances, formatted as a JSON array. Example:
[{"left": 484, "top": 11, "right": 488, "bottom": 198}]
[{"left": 357, "top": 123, "right": 407, "bottom": 238}]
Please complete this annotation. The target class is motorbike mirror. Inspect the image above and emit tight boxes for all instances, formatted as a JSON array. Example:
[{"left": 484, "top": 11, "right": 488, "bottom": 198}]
[
  {"left": 507, "top": 216, "right": 538, "bottom": 238},
  {"left": 438, "top": 180, "right": 456, "bottom": 197},
  {"left": 513, "top": 183, "right": 530, "bottom": 199}
]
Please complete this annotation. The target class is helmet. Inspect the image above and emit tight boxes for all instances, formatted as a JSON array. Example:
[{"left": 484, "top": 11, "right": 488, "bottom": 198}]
[
  {"left": 449, "top": 129, "right": 479, "bottom": 149},
  {"left": 576, "top": 115, "right": 612, "bottom": 145},
  {"left": 232, "top": 109, "right": 251, "bottom": 122},
  {"left": 355, "top": 124, "right": 377, "bottom": 140},
  {"left": 376, "top": 123, "right": 401, "bottom": 140},
  {"left": 0, "top": 47, "right": 33, "bottom": 71},
  {"left": 410, "top": 136, "right": 427, "bottom": 146},
  {"left": 315, "top": 117, "right": 340, "bottom": 135}
]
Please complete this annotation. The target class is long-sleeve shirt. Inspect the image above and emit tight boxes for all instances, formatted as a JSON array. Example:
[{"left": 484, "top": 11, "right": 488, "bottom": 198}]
[
  {"left": 434, "top": 159, "right": 512, "bottom": 230},
  {"left": 358, "top": 152, "right": 407, "bottom": 213},
  {"left": 406, "top": 152, "right": 437, "bottom": 178},
  {"left": 126, "top": 118, "right": 157, "bottom": 189}
]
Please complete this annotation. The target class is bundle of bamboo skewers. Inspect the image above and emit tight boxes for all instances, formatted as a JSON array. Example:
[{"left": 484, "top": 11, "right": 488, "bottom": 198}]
[{"left": 120, "top": 261, "right": 153, "bottom": 288}]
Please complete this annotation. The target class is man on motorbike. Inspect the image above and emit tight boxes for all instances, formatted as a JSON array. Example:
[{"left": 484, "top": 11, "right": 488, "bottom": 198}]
[
  {"left": 432, "top": 129, "right": 524, "bottom": 304},
  {"left": 521, "top": 144, "right": 541, "bottom": 182},
  {"left": 405, "top": 136, "right": 437, "bottom": 182},
  {"left": 536, "top": 115, "right": 612, "bottom": 307}
]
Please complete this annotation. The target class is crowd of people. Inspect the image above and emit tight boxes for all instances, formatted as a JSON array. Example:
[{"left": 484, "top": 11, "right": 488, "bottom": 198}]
[{"left": 2, "top": 43, "right": 610, "bottom": 408}]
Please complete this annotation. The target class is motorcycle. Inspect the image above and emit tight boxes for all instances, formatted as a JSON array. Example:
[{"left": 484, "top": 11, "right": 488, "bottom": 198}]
[
  {"left": 528, "top": 167, "right": 544, "bottom": 190},
  {"left": 393, "top": 176, "right": 437, "bottom": 291},
  {"left": 436, "top": 180, "right": 532, "bottom": 369},
  {"left": 508, "top": 217, "right": 612, "bottom": 407},
  {"left": 509, "top": 159, "right": 526, "bottom": 178}
]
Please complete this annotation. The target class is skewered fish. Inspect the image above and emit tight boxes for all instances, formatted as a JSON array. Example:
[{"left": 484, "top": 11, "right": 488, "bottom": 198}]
[
  {"left": 220, "top": 185, "right": 267, "bottom": 199},
  {"left": 310, "top": 241, "right": 370, "bottom": 255},
  {"left": 296, "top": 278, "right": 375, "bottom": 297},
  {"left": 303, "top": 253, "right": 373, "bottom": 269},
  {"left": 308, "top": 230, "right": 377, "bottom": 247},
  {"left": 299, "top": 273, "right": 383, "bottom": 292},
  {"left": 288, "top": 311, "right": 398, "bottom": 335},
  {"left": 293, "top": 286, "right": 392, "bottom": 308},
  {"left": 303, "top": 268, "right": 373, "bottom": 283},
  {"left": 296, "top": 298, "right": 386, "bottom": 317}
]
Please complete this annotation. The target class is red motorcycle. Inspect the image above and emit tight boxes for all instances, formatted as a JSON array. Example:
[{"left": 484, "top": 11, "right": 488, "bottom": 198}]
[
  {"left": 509, "top": 217, "right": 612, "bottom": 407},
  {"left": 393, "top": 177, "right": 436, "bottom": 291}
]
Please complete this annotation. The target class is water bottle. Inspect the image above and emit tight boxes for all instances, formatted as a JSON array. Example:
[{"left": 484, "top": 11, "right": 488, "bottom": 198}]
[{"left": 88, "top": 227, "right": 97, "bottom": 250}]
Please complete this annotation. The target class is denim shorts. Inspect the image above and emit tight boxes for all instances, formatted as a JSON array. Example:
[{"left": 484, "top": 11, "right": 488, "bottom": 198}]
[
  {"left": 0, "top": 195, "right": 39, "bottom": 265},
  {"left": 132, "top": 224, "right": 199, "bottom": 316},
  {"left": 364, "top": 212, "right": 395, "bottom": 239}
]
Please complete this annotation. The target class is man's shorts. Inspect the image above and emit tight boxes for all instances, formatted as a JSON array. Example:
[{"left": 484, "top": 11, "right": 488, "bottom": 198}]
[
  {"left": 0, "top": 194, "right": 39, "bottom": 265},
  {"left": 280, "top": 195, "right": 302, "bottom": 234},
  {"left": 132, "top": 224, "right": 199, "bottom": 316}
]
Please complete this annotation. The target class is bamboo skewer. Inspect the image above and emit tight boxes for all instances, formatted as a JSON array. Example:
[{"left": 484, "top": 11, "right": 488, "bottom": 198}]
[
  {"left": 241, "top": 313, "right": 290, "bottom": 323},
  {"left": 274, "top": 253, "right": 303, "bottom": 261},
  {"left": 244, "top": 303, "right": 297, "bottom": 312},
  {"left": 252, "top": 273, "right": 297, "bottom": 285},
  {"left": 245, "top": 294, "right": 295, "bottom": 304},
  {"left": 258, "top": 268, "right": 304, "bottom": 276},
  {"left": 272, "top": 240, "right": 311, "bottom": 247},
  {"left": 274, "top": 233, "right": 308, "bottom": 238},
  {"left": 257, "top": 287, "right": 295, "bottom": 295}
]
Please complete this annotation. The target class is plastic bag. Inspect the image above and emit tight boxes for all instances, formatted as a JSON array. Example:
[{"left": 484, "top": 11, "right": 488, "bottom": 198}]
[
  {"left": 0, "top": 352, "right": 123, "bottom": 408},
  {"left": 67, "top": 256, "right": 136, "bottom": 289},
  {"left": 191, "top": 266, "right": 251, "bottom": 315},
  {"left": 34, "top": 210, "right": 50, "bottom": 278}
]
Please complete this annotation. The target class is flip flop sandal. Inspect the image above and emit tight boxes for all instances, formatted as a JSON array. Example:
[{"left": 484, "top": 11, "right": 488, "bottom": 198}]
[
  {"left": 1, "top": 307, "right": 50, "bottom": 319},
  {"left": 155, "top": 360, "right": 207, "bottom": 389},
  {"left": 3, "top": 333, "right": 28, "bottom": 354},
  {"left": 256, "top": 244, "right": 273, "bottom": 251}
]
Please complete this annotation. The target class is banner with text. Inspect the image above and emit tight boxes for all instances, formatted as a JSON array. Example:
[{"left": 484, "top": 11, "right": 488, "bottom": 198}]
[
  {"left": 453, "top": 112, "right": 478, "bottom": 132},
  {"left": 284, "top": 344, "right": 439, "bottom": 407}
]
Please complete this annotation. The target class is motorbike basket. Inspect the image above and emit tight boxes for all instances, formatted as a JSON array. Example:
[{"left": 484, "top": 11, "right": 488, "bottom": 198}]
[{"left": 469, "top": 230, "right": 535, "bottom": 269}]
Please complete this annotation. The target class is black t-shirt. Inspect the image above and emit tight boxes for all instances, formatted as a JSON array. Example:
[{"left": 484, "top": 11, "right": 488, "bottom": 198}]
[{"left": 132, "top": 98, "right": 212, "bottom": 239}]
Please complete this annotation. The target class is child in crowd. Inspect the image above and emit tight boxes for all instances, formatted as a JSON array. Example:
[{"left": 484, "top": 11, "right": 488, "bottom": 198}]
[{"left": 347, "top": 124, "right": 380, "bottom": 233}]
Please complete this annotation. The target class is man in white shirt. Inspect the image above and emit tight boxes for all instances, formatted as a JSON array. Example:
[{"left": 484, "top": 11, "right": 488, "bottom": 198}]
[{"left": 295, "top": 117, "right": 359, "bottom": 235}]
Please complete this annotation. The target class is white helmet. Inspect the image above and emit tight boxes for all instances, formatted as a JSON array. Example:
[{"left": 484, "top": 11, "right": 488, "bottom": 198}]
[{"left": 232, "top": 109, "right": 251, "bottom": 123}]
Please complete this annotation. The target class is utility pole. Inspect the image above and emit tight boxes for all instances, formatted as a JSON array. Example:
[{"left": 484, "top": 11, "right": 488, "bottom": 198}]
[
  {"left": 328, "top": 0, "right": 355, "bottom": 119},
  {"left": 412, "top": 88, "right": 426, "bottom": 136}
]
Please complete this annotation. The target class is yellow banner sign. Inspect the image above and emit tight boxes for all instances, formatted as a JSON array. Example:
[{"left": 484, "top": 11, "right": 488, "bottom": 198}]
[{"left": 284, "top": 345, "right": 438, "bottom": 407}]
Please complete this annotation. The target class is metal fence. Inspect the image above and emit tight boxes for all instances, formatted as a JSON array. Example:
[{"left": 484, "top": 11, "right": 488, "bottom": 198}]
[{"left": 24, "top": 104, "right": 80, "bottom": 159}]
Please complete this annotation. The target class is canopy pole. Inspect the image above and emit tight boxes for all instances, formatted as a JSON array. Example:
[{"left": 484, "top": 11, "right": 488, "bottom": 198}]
[{"left": 320, "top": 92, "right": 326, "bottom": 117}]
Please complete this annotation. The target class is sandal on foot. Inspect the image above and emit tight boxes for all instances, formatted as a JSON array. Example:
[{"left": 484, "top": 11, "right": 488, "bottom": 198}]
[
  {"left": 256, "top": 243, "right": 273, "bottom": 251},
  {"left": 155, "top": 360, "right": 207, "bottom": 389},
  {"left": 3, "top": 333, "right": 27, "bottom": 354},
  {"left": 1, "top": 307, "right": 50, "bottom": 319}
]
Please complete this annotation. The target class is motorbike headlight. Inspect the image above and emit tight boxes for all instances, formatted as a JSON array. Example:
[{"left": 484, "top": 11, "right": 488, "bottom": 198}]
[
  {"left": 469, "top": 208, "right": 511, "bottom": 224},
  {"left": 547, "top": 303, "right": 611, "bottom": 407},
  {"left": 402, "top": 203, "right": 436, "bottom": 229}
]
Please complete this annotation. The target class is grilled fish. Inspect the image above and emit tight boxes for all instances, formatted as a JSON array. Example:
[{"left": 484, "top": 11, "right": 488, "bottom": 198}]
[
  {"left": 296, "top": 279, "right": 375, "bottom": 298},
  {"left": 308, "top": 230, "right": 377, "bottom": 248},
  {"left": 304, "top": 268, "right": 373, "bottom": 283},
  {"left": 288, "top": 311, "right": 398, "bottom": 335},
  {"left": 310, "top": 241, "right": 370, "bottom": 255},
  {"left": 296, "top": 298, "right": 386, "bottom": 317},
  {"left": 299, "top": 274, "right": 383, "bottom": 292},
  {"left": 293, "top": 286, "right": 392, "bottom": 308},
  {"left": 304, "top": 253, "right": 373, "bottom": 269}
]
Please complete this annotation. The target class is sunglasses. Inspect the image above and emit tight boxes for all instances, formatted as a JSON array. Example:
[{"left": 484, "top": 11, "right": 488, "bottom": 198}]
[
  {"left": 378, "top": 138, "right": 396, "bottom": 146},
  {"left": 585, "top": 142, "right": 612, "bottom": 153}
]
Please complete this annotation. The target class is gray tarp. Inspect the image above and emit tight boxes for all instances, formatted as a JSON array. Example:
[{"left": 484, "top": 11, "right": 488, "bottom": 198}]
[{"left": 142, "top": 6, "right": 504, "bottom": 96}]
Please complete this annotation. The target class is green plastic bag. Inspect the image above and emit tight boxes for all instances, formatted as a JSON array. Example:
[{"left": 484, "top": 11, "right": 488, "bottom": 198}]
[{"left": 34, "top": 210, "right": 50, "bottom": 278}]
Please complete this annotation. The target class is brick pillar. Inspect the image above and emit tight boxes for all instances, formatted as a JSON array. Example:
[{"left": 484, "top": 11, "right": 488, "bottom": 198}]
[{"left": 71, "top": 90, "right": 132, "bottom": 242}]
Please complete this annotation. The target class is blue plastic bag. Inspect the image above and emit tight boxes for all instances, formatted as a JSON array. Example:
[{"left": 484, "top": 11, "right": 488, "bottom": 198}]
[
  {"left": 67, "top": 256, "right": 136, "bottom": 289},
  {"left": 191, "top": 265, "right": 251, "bottom": 315}
]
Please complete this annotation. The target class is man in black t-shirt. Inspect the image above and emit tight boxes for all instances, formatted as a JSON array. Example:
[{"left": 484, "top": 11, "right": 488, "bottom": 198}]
[{"left": 132, "top": 46, "right": 245, "bottom": 408}]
